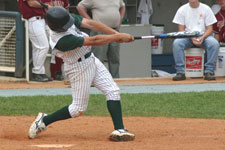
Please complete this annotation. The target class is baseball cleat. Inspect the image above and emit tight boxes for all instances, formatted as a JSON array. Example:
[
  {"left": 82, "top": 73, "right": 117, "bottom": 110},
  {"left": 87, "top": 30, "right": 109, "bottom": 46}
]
[
  {"left": 28, "top": 112, "right": 47, "bottom": 139},
  {"left": 109, "top": 129, "right": 135, "bottom": 141}
]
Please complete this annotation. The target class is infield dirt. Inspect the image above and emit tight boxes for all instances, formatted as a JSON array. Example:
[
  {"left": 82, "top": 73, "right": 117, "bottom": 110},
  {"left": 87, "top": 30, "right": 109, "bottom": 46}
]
[
  {"left": 1, "top": 77, "right": 225, "bottom": 89},
  {"left": 1, "top": 77, "right": 225, "bottom": 149},
  {"left": 1, "top": 116, "right": 225, "bottom": 150}
]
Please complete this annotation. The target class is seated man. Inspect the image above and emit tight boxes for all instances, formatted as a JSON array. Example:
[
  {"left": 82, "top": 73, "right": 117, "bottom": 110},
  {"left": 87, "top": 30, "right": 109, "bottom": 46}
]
[{"left": 172, "top": 0, "right": 219, "bottom": 81}]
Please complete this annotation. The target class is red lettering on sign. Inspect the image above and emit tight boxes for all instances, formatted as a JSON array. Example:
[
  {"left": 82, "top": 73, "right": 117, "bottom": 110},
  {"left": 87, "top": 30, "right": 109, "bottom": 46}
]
[
  {"left": 151, "top": 39, "right": 159, "bottom": 46},
  {"left": 186, "top": 56, "right": 202, "bottom": 69}
]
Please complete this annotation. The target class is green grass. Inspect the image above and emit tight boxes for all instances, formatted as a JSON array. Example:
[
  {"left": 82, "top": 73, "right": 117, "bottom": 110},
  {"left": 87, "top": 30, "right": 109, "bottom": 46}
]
[{"left": 1, "top": 91, "right": 225, "bottom": 119}]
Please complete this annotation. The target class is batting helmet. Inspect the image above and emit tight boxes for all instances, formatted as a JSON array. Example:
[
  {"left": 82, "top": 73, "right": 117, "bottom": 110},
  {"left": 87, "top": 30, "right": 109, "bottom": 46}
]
[{"left": 46, "top": 6, "right": 74, "bottom": 32}]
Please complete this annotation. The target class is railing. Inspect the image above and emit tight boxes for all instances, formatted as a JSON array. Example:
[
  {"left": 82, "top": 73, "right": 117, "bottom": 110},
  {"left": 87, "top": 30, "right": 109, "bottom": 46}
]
[{"left": 0, "top": 11, "right": 25, "bottom": 78}]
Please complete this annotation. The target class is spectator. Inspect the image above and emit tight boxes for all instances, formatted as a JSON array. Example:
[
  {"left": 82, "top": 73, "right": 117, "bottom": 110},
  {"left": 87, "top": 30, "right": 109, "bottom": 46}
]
[
  {"left": 18, "top": 0, "right": 52, "bottom": 82},
  {"left": 76, "top": 0, "right": 126, "bottom": 78},
  {"left": 213, "top": 0, "right": 225, "bottom": 43},
  {"left": 172, "top": 0, "right": 219, "bottom": 81},
  {"left": 211, "top": 2, "right": 221, "bottom": 15}
]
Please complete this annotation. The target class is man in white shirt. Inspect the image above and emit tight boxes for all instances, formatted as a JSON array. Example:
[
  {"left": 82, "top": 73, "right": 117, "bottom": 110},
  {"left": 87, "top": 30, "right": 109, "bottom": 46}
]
[{"left": 172, "top": 0, "right": 219, "bottom": 81}]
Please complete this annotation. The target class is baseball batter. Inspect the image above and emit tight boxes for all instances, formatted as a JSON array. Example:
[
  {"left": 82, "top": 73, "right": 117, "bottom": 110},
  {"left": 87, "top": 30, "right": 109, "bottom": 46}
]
[{"left": 28, "top": 6, "right": 135, "bottom": 141}]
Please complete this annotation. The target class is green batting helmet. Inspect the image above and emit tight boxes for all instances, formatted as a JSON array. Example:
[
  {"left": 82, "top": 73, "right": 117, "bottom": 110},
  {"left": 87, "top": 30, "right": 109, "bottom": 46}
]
[{"left": 46, "top": 6, "right": 74, "bottom": 32}]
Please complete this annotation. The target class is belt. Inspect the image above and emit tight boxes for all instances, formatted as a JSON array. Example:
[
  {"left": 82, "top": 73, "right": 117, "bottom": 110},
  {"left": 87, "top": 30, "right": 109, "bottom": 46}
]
[
  {"left": 35, "top": 16, "right": 43, "bottom": 20},
  {"left": 28, "top": 16, "right": 43, "bottom": 21},
  {"left": 78, "top": 52, "right": 92, "bottom": 62}
]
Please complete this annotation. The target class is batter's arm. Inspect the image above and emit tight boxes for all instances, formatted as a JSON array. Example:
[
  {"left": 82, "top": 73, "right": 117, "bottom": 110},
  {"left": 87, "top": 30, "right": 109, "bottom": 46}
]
[
  {"left": 81, "top": 18, "right": 119, "bottom": 34},
  {"left": 83, "top": 33, "right": 134, "bottom": 46}
]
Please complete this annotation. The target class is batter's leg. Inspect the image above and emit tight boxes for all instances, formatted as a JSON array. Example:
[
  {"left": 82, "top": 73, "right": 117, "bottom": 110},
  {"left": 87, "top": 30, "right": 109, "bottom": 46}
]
[
  {"left": 29, "top": 57, "right": 96, "bottom": 139},
  {"left": 43, "top": 57, "right": 96, "bottom": 124},
  {"left": 92, "top": 57, "right": 123, "bottom": 129},
  {"left": 92, "top": 57, "right": 135, "bottom": 141}
]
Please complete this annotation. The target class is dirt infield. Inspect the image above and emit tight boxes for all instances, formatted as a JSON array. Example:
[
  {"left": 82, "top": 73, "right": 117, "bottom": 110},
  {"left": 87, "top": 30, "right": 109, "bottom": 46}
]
[
  {"left": 1, "top": 77, "right": 225, "bottom": 89},
  {"left": 1, "top": 77, "right": 225, "bottom": 149},
  {"left": 1, "top": 116, "right": 225, "bottom": 150}
]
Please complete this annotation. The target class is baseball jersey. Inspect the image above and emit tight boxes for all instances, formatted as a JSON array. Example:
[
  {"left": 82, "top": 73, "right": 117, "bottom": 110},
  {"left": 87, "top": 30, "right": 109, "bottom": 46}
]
[
  {"left": 173, "top": 3, "right": 217, "bottom": 34},
  {"left": 17, "top": 0, "right": 44, "bottom": 19},
  {"left": 49, "top": 14, "right": 91, "bottom": 64},
  {"left": 78, "top": 0, "right": 125, "bottom": 28},
  {"left": 213, "top": 10, "right": 225, "bottom": 42}
]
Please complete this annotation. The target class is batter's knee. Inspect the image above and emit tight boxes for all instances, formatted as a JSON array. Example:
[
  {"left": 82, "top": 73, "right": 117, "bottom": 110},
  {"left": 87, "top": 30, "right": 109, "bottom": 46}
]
[
  {"left": 76, "top": 111, "right": 84, "bottom": 117},
  {"left": 105, "top": 89, "right": 120, "bottom": 100},
  {"left": 70, "top": 111, "right": 84, "bottom": 118},
  {"left": 68, "top": 103, "right": 87, "bottom": 118}
]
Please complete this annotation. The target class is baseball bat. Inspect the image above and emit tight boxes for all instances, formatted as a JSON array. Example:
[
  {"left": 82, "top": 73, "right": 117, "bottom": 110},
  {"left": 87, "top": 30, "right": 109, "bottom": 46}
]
[
  {"left": 134, "top": 31, "right": 200, "bottom": 40},
  {"left": 36, "top": 0, "right": 48, "bottom": 9}
]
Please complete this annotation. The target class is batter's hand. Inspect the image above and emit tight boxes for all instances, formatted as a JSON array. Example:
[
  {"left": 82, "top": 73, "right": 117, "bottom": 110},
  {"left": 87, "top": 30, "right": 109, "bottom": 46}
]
[{"left": 116, "top": 33, "right": 134, "bottom": 43}]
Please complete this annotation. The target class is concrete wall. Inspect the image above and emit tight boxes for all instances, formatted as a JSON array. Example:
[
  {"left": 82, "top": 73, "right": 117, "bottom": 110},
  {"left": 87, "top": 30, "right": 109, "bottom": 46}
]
[
  {"left": 150, "top": 0, "right": 215, "bottom": 54},
  {"left": 120, "top": 25, "right": 152, "bottom": 78}
]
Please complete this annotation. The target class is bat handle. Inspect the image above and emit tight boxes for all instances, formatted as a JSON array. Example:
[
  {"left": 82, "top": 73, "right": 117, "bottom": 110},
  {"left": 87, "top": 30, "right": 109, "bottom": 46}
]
[{"left": 134, "top": 37, "right": 142, "bottom": 40}]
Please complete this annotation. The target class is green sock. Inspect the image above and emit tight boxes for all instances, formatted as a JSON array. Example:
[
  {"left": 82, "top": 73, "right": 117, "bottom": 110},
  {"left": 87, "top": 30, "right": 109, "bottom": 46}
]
[
  {"left": 43, "top": 105, "right": 71, "bottom": 126},
  {"left": 107, "top": 100, "right": 124, "bottom": 130}
]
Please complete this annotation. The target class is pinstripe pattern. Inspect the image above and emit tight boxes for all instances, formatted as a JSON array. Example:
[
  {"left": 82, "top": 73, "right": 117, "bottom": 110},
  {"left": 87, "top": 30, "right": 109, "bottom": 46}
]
[
  {"left": 49, "top": 25, "right": 120, "bottom": 117},
  {"left": 92, "top": 57, "right": 120, "bottom": 100},
  {"left": 50, "top": 25, "right": 90, "bottom": 64}
]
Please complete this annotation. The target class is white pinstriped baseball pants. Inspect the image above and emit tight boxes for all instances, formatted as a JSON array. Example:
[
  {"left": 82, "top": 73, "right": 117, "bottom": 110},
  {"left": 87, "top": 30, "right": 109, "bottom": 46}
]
[
  {"left": 64, "top": 55, "right": 120, "bottom": 117},
  {"left": 28, "top": 17, "right": 49, "bottom": 74}
]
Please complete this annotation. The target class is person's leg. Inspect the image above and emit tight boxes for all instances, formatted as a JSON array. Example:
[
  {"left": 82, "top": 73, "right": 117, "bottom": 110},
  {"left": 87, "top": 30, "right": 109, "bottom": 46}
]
[
  {"left": 92, "top": 57, "right": 134, "bottom": 141},
  {"left": 172, "top": 38, "right": 194, "bottom": 81},
  {"left": 173, "top": 38, "right": 194, "bottom": 73},
  {"left": 92, "top": 57, "right": 122, "bottom": 129},
  {"left": 108, "top": 42, "right": 120, "bottom": 78},
  {"left": 201, "top": 36, "right": 220, "bottom": 73},
  {"left": 28, "top": 18, "right": 49, "bottom": 75},
  {"left": 28, "top": 57, "right": 96, "bottom": 138},
  {"left": 200, "top": 36, "right": 219, "bottom": 80}
]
